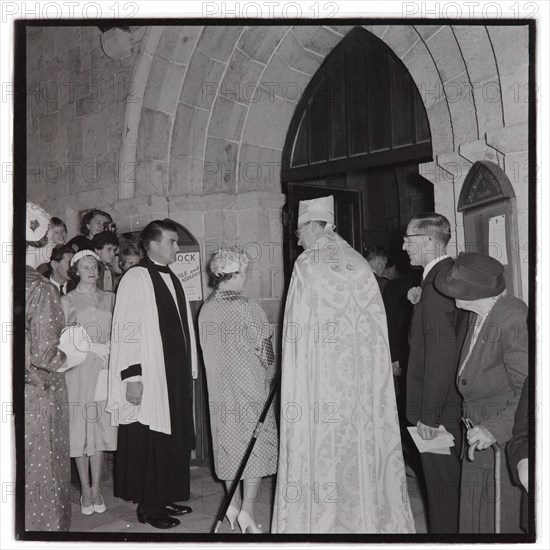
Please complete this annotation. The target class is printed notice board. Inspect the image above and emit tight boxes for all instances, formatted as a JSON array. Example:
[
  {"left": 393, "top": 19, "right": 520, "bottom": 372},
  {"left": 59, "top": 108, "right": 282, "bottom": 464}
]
[{"left": 172, "top": 251, "right": 203, "bottom": 301}]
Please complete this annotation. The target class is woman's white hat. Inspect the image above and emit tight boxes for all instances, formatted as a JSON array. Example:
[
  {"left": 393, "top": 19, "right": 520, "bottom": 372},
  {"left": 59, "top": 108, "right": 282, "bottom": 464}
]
[
  {"left": 70, "top": 249, "right": 100, "bottom": 266},
  {"left": 26, "top": 202, "right": 51, "bottom": 245}
]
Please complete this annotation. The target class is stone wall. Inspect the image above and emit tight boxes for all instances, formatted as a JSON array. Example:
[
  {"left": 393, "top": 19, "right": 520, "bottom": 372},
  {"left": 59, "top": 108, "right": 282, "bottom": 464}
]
[
  {"left": 371, "top": 24, "right": 530, "bottom": 299},
  {"left": 26, "top": 25, "right": 146, "bottom": 237}
]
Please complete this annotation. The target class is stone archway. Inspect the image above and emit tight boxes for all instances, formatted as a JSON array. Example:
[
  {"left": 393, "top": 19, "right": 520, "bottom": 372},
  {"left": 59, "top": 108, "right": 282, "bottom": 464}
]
[{"left": 116, "top": 23, "right": 529, "bottom": 297}]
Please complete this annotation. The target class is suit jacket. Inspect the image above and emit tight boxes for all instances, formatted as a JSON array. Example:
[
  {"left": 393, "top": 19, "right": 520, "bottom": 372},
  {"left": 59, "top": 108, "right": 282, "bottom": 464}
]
[
  {"left": 48, "top": 276, "right": 76, "bottom": 296},
  {"left": 383, "top": 268, "right": 423, "bottom": 366},
  {"left": 406, "top": 257, "right": 467, "bottom": 436},
  {"left": 458, "top": 293, "right": 528, "bottom": 445},
  {"left": 507, "top": 378, "right": 528, "bottom": 482},
  {"left": 507, "top": 378, "right": 529, "bottom": 532}
]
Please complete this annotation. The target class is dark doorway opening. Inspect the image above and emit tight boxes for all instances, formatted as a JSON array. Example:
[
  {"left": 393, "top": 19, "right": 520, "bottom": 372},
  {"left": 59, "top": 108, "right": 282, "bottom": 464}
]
[{"left": 282, "top": 26, "right": 434, "bottom": 279}]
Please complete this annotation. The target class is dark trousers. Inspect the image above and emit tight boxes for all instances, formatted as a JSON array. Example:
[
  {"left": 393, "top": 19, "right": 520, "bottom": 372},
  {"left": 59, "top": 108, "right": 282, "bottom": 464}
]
[{"left": 420, "top": 449, "right": 461, "bottom": 533}]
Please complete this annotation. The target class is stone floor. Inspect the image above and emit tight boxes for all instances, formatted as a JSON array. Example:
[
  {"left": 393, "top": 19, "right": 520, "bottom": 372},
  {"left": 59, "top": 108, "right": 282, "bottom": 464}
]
[{"left": 68, "top": 464, "right": 428, "bottom": 535}]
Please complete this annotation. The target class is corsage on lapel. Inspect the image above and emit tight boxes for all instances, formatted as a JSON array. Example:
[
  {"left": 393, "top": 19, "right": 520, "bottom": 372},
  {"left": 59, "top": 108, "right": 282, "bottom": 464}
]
[{"left": 407, "top": 286, "right": 422, "bottom": 305}]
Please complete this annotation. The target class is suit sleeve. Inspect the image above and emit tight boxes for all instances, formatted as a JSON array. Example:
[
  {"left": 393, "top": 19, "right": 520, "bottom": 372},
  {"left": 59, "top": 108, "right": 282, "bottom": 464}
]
[
  {"left": 417, "top": 283, "right": 461, "bottom": 427},
  {"left": 482, "top": 306, "right": 528, "bottom": 444},
  {"left": 27, "top": 282, "right": 67, "bottom": 372},
  {"left": 506, "top": 379, "right": 529, "bottom": 484}
]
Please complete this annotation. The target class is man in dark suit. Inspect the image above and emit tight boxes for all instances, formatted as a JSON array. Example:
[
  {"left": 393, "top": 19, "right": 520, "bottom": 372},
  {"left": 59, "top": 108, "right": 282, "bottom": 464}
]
[
  {"left": 383, "top": 266, "right": 423, "bottom": 400},
  {"left": 403, "top": 213, "right": 467, "bottom": 533},
  {"left": 45, "top": 245, "right": 76, "bottom": 296},
  {"left": 364, "top": 245, "right": 389, "bottom": 294},
  {"left": 507, "top": 379, "right": 529, "bottom": 532},
  {"left": 383, "top": 266, "right": 424, "bottom": 480}
]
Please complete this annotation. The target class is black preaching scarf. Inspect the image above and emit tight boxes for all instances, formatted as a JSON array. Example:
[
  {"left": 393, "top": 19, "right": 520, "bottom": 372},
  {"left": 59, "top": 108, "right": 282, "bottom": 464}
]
[{"left": 141, "top": 255, "right": 195, "bottom": 449}]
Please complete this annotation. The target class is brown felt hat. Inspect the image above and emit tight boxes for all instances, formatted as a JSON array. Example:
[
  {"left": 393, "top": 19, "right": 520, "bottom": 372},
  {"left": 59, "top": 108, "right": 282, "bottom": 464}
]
[{"left": 434, "top": 252, "right": 506, "bottom": 300}]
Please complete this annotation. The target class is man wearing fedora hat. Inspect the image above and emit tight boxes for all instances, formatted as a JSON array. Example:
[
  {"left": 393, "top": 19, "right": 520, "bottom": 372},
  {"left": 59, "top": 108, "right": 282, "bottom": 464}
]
[
  {"left": 435, "top": 252, "right": 528, "bottom": 533},
  {"left": 403, "top": 212, "right": 467, "bottom": 533}
]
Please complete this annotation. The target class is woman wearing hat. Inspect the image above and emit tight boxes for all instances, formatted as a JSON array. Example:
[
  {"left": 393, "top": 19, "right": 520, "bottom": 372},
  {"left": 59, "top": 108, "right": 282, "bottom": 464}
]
[
  {"left": 24, "top": 202, "right": 72, "bottom": 531},
  {"left": 61, "top": 250, "right": 118, "bottom": 515},
  {"left": 434, "top": 252, "right": 528, "bottom": 533},
  {"left": 198, "top": 248, "right": 278, "bottom": 533}
]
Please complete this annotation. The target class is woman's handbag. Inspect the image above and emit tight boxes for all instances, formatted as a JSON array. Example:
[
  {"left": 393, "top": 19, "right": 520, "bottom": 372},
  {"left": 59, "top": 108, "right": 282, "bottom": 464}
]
[{"left": 94, "top": 368, "right": 109, "bottom": 401}]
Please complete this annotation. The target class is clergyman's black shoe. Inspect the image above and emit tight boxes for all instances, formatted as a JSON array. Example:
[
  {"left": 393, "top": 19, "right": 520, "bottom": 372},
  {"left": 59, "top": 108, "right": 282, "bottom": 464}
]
[
  {"left": 163, "top": 503, "right": 193, "bottom": 516},
  {"left": 137, "top": 508, "right": 180, "bottom": 529}
]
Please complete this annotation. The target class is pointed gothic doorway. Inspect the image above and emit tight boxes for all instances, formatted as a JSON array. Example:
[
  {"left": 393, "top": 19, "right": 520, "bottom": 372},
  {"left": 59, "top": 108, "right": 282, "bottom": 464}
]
[{"left": 282, "top": 27, "right": 435, "bottom": 279}]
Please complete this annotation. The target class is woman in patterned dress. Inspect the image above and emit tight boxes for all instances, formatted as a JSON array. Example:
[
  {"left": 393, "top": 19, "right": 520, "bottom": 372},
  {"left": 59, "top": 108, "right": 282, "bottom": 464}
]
[
  {"left": 61, "top": 250, "right": 118, "bottom": 515},
  {"left": 24, "top": 202, "right": 71, "bottom": 531},
  {"left": 198, "top": 249, "right": 278, "bottom": 534}
]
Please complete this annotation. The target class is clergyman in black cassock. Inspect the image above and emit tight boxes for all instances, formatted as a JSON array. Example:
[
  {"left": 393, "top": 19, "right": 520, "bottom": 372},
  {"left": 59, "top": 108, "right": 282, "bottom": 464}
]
[{"left": 107, "top": 220, "right": 198, "bottom": 529}]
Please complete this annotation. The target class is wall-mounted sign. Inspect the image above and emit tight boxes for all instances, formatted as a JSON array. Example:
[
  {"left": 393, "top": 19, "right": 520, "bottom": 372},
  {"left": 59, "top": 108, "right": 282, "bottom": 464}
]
[
  {"left": 488, "top": 214, "right": 508, "bottom": 265},
  {"left": 171, "top": 251, "right": 203, "bottom": 301}
]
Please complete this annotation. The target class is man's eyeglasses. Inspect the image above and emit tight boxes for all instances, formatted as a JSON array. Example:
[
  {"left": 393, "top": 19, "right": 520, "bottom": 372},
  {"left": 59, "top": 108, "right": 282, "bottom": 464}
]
[
  {"left": 402, "top": 233, "right": 430, "bottom": 240},
  {"left": 295, "top": 222, "right": 311, "bottom": 238}
]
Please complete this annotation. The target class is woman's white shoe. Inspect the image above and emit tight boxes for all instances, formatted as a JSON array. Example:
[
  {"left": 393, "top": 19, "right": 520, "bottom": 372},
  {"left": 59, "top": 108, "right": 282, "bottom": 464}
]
[
  {"left": 225, "top": 504, "right": 239, "bottom": 531},
  {"left": 92, "top": 493, "right": 107, "bottom": 514},
  {"left": 80, "top": 496, "right": 94, "bottom": 515},
  {"left": 237, "top": 510, "right": 264, "bottom": 533}
]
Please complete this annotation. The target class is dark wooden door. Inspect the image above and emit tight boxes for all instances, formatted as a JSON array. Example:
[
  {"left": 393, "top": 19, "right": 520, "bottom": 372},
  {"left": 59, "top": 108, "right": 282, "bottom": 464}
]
[
  {"left": 282, "top": 27, "right": 434, "bottom": 278},
  {"left": 284, "top": 182, "right": 362, "bottom": 280}
]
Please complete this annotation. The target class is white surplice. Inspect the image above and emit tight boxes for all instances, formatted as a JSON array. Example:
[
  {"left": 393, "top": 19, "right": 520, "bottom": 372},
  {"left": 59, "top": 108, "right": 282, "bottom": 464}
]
[
  {"left": 272, "top": 229, "right": 415, "bottom": 534},
  {"left": 106, "top": 266, "right": 198, "bottom": 434}
]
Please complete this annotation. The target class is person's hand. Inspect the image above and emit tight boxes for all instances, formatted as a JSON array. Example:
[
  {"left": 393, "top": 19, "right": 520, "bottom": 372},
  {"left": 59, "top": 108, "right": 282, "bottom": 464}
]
[
  {"left": 89, "top": 342, "right": 110, "bottom": 362},
  {"left": 126, "top": 381, "right": 143, "bottom": 406},
  {"left": 467, "top": 425, "right": 496, "bottom": 460},
  {"left": 517, "top": 458, "right": 528, "bottom": 492},
  {"left": 417, "top": 421, "right": 439, "bottom": 440},
  {"left": 392, "top": 361, "right": 401, "bottom": 376},
  {"left": 25, "top": 368, "right": 45, "bottom": 388}
]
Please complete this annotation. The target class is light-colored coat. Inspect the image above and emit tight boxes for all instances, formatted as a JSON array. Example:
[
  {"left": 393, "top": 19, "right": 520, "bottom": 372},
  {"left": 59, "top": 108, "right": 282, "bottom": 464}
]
[{"left": 106, "top": 266, "right": 198, "bottom": 434}]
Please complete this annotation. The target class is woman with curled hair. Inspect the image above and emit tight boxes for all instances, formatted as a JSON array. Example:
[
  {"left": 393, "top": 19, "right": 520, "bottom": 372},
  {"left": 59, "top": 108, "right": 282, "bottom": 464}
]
[
  {"left": 66, "top": 209, "right": 114, "bottom": 253},
  {"left": 62, "top": 250, "right": 118, "bottom": 515},
  {"left": 198, "top": 249, "right": 278, "bottom": 533},
  {"left": 118, "top": 242, "right": 143, "bottom": 273}
]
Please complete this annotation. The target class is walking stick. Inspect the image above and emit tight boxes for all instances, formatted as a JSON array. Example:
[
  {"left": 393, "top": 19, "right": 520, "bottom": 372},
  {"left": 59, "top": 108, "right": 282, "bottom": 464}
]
[
  {"left": 492, "top": 443, "right": 502, "bottom": 534},
  {"left": 212, "top": 369, "right": 281, "bottom": 534}
]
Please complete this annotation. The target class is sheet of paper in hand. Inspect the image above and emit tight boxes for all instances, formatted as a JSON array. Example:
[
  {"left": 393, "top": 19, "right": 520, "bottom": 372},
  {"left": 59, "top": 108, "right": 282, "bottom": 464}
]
[{"left": 407, "top": 425, "right": 455, "bottom": 455}]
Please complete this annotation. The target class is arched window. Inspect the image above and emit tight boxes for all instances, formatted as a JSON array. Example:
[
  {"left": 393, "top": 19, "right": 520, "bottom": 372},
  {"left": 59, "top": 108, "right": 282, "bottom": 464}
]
[{"left": 282, "top": 26, "right": 432, "bottom": 182}]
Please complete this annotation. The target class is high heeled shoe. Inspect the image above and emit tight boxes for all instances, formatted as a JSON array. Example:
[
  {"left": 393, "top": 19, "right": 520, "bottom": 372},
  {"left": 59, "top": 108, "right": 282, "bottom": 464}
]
[
  {"left": 225, "top": 504, "right": 239, "bottom": 531},
  {"left": 92, "top": 492, "right": 107, "bottom": 514},
  {"left": 80, "top": 496, "right": 94, "bottom": 515},
  {"left": 237, "top": 510, "right": 264, "bottom": 533}
]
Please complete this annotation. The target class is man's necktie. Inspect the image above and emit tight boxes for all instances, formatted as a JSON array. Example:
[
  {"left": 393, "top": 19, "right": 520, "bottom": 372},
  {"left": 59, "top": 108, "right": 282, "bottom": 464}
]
[{"left": 59, "top": 285, "right": 65, "bottom": 296}]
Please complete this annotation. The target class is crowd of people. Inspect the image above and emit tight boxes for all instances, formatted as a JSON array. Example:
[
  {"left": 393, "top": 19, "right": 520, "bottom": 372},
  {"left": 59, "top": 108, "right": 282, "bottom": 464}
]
[{"left": 24, "top": 197, "right": 529, "bottom": 535}]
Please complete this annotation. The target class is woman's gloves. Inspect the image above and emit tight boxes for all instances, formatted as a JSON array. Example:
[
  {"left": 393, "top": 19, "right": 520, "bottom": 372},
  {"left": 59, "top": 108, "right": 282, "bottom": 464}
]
[{"left": 89, "top": 342, "right": 110, "bottom": 362}]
